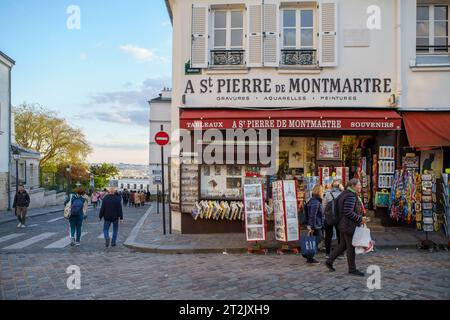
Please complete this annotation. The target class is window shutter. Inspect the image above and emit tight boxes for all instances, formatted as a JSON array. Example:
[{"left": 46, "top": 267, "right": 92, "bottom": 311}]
[
  {"left": 247, "top": 4, "right": 263, "bottom": 67},
  {"left": 191, "top": 5, "right": 209, "bottom": 68},
  {"left": 319, "top": 0, "right": 338, "bottom": 67},
  {"left": 263, "top": 1, "right": 279, "bottom": 67}
]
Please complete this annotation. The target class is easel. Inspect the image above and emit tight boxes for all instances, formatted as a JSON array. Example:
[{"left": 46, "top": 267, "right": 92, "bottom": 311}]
[
  {"left": 276, "top": 242, "right": 299, "bottom": 255},
  {"left": 247, "top": 241, "right": 268, "bottom": 254}
]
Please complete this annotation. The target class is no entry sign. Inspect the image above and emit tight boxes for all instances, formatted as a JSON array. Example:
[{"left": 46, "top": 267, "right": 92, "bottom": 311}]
[{"left": 155, "top": 131, "right": 170, "bottom": 146}]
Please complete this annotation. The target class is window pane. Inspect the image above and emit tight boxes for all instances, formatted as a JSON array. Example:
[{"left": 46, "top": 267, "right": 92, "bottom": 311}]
[
  {"left": 417, "top": 6, "right": 429, "bottom": 20},
  {"left": 214, "top": 11, "right": 226, "bottom": 28},
  {"left": 416, "top": 22, "right": 429, "bottom": 37},
  {"left": 231, "top": 11, "right": 243, "bottom": 28},
  {"left": 214, "top": 30, "right": 226, "bottom": 47},
  {"left": 283, "top": 10, "right": 296, "bottom": 28},
  {"left": 301, "top": 10, "right": 313, "bottom": 28},
  {"left": 284, "top": 29, "right": 296, "bottom": 47},
  {"left": 434, "top": 37, "right": 448, "bottom": 51},
  {"left": 434, "top": 6, "right": 448, "bottom": 21},
  {"left": 301, "top": 29, "right": 313, "bottom": 47},
  {"left": 434, "top": 22, "right": 448, "bottom": 37},
  {"left": 231, "top": 29, "right": 243, "bottom": 47},
  {"left": 416, "top": 37, "right": 429, "bottom": 49}
]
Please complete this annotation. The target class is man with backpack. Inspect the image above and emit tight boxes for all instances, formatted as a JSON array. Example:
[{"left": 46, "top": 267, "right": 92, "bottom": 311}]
[
  {"left": 323, "top": 179, "right": 343, "bottom": 259},
  {"left": 65, "top": 188, "right": 89, "bottom": 246},
  {"left": 325, "top": 178, "right": 368, "bottom": 277},
  {"left": 13, "top": 184, "right": 31, "bottom": 228}
]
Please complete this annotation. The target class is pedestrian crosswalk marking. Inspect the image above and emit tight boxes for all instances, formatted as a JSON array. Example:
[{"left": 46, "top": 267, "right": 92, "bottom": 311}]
[
  {"left": 2, "top": 232, "right": 57, "bottom": 250},
  {"left": 45, "top": 232, "right": 88, "bottom": 249},
  {"left": 47, "top": 217, "right": 65, "bottom": 223},
  {"left": 0, "top": 233, "right": 25, "bottom": 244},
  {"left": 98, "top": 232, "right": 112, "bottom": 239},
  {"left": 28, "top": 224, "right": 39, "bottom": 228}
]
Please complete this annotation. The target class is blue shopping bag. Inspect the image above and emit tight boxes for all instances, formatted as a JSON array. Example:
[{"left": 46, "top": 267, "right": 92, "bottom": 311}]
[{"left": 300, "top": 235, "right": 317, "bottom": 257}]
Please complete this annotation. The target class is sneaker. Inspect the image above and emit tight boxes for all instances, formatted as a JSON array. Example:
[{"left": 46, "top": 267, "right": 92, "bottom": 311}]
[
  {"left": 105, "top": 238, "right": 110, "bottom": 248},
  {"left": 111, "top": 243, "right": 117, "bottom": 247},
  {"left": 307, "top": 259, "right": 321, "bottom": 265},
  {"left": 337, "top": 255, "right": 345, "bottom": 260},
  {"left": 325, "top": 261, "right": 336, "bottom": 272},
  {"left": 75, "top": 242, "right": 81, "bottom": 246},
  {"left": 21, "top": 224, "right": 26, "bottom": 228},
  {"left": 17, "top": 223, "right": 22, "bottom": 228},
  {"left": 70, "top": 238, "right": 75, "bottom": 246},
  {"left": 349, "top": 270, "right": 365, "bottom": 277},
  {"left": 325, "top": 254, "right": 330, "bottom": 259}
]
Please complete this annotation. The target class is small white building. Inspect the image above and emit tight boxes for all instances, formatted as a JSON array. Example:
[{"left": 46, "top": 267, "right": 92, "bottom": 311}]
[
  {"left": 148, "top": 88, "right": 172, "bottom": 194},
  {"left": 0, "top": 51, "right": 15, "bottom": 211},
  {"left": 117, "top": 176, "right": 151, "bottom": 192}
]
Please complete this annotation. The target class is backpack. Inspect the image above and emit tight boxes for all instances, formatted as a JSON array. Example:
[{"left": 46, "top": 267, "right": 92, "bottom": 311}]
[
  {"left": 325, "top": 192, "right": 340, "bottom": 226},
  {"left": 70, "top": 196, "right": 85, "bottom": 216},
  {"left": 300, "top": 200, "right": 309, "bottom": 225}
]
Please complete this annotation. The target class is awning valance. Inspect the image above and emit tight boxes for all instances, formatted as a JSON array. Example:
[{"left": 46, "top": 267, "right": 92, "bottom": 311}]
[
  {"left": 403, "top": 112, "right": 450, "bottom": 149},
  {"left": 180, "top": 109, "right": 402, "bottom": 130}
]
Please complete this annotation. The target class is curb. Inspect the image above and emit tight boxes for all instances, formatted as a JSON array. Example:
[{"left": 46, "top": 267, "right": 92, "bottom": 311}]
[{"left": 123, "top": 205, "right": 153, "bottom": 247}]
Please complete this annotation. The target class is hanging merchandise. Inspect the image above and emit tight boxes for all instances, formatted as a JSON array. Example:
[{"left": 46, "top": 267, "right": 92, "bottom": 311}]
[
  {"left": 192, "top": 200, "right": 246, "bottom": 221},
  {"left": 375, "top": 189, "right": 390, "bottom": 208},
  {"left": 414, "top": 174, "right": 423, "bottom": 231},
  {"left": 335, "top": 167, "right": 349, "bottom": 186},
  {"left": 421, "top": 174, "right": 436, "bottom": 232},
  {"left": 441, "top": 173, "right": 450, "bottom": 237},
  {"left": 319, "top": 167, "right": 331, "bottom": 186},
  {"left": 389, "top": 169, "right": 415, "bottom": 224}
]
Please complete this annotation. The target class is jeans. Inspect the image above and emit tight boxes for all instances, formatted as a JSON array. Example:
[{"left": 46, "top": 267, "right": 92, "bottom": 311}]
[
  {"left": 103, "top": 219, "right": 119, "bottom": 245},
  {"left": 324, "top": 222, "right": 341, "bottom": 255},
  {"left": 327, "top": 231, "right": 357, "bottom": 273},
  {"left": 69, "top": 215, "right": 84, "bottom": 242},
  {"left": 302, "top": 228, "right": 321, "bottom": 262}
]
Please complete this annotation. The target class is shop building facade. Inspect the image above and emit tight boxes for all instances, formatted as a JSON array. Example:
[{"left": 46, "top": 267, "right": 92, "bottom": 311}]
[{"left": 165, "top": 0, "right": 450, "bottom": 234}]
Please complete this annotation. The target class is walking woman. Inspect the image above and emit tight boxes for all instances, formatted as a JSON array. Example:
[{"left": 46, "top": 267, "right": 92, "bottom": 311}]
[
  {"left": 91, "top": 191, "right": 99, "bottom": 209},
  {"left": 135, "top": 191, "right": 141, "bottom": 208},
  {"left": 303, "top": 184, "right": 325, "bottom": 265},
  {"left": 65, "top": 187, "right": 89, "bottom": 246},
  {"left": 323, "top": 179, "right": 343, "bottom": 259}
]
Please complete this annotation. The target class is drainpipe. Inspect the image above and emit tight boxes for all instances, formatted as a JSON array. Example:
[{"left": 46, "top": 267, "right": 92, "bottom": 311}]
[
  {"left": 7, "top": 66, "right": 12, "bottom": 210},
  {"left": 395, "top": 0, "right": 403, "bottom": 109}
]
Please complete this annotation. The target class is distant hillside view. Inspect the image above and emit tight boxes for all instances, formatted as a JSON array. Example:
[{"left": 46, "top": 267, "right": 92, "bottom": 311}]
[{"left": 90, "top": 163, "right": 149, "bottom": 178}]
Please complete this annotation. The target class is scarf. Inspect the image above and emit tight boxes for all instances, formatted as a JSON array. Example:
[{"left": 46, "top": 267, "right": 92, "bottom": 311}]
[{"left": 348, "top": 186, "right": 366, "bottom": 216}]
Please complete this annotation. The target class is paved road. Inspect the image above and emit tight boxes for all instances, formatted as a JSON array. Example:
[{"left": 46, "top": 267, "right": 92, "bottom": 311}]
[{"left": 0, "top": 205, "right": 449, "bottom": 300}]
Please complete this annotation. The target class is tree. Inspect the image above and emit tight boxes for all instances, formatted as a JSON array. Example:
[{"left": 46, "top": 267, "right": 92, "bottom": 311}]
[
  {"left": 89, "top": 163, "right": 119, "bottom": 190},
  {"left": 14, "top": 103, "right": 92, "bottom": 168}
]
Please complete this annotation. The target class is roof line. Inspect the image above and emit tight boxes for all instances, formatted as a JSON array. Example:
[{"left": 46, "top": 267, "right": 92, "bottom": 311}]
[
  {"left": 165, "top": 0, "right": 173, "bottom": 24},
  {"left": 0, "top": 51, "right": 16, "bottom": 66}
]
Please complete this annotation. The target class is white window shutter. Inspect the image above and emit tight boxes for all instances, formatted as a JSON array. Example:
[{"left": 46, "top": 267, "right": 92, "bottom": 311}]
[
  {"left": 263, "top": 1, "right": 279, "bottom": 67},
  {"left": 319, "top": 0, "right": 338, "bottom": 67},
  {"left": 191, "top": 5, "right": 209, "bottom": 68},
  {"left": 247, "top": 4, "right": 263, "bottom": 67}
]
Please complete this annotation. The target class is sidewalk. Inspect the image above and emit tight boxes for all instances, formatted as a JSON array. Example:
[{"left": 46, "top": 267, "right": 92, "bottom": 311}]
[
  {"left": 125, "top": 203, "right": 450, "bottom": 254},
  {"left": 0, "top": 205, "right": 65, "bottom": 225}
]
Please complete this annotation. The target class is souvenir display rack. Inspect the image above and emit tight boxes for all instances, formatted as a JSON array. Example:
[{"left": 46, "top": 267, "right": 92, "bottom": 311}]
[
  {"left": 243, "top": 184, "right": 267, "bottom": 242},
  {"left": 273, "top": 180, "right": 300, "bottom": 243},
  {"left": 441, "top": 174, "right": 449, "bottom": 237},
  {"left": 378, "top": 146, "right": 395, "bottom": 189}
]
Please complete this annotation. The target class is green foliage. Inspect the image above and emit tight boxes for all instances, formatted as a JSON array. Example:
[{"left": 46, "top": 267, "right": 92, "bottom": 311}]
[{"left": 90, "top": 163, "right": 119, "bottom": 190}]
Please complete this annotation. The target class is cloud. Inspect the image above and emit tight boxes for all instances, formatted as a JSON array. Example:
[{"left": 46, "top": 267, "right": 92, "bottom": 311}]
[
  {"left": 120, "top": 44, "right": 155, "bottom": 62},
  {"left": 80, "top": 53, "right": 88, "bottom": 60},
  {"left": 83, "top": 77, "right": 171, "bottom": 127}
]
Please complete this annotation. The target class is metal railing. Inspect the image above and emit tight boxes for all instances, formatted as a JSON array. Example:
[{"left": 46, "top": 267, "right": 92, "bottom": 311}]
[
  {"left": 210, "top": 49, "right": 245, "bottom": 66},
  {"left": 416, "top": 45, "right": 450, "bottom": 53},
  {"left": 281, "top": 49, "right": 317, "bottom": 66}
]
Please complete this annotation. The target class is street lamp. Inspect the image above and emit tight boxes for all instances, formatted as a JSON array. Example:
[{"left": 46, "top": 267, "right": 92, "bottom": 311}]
[
  {"left": 66, "top": 165, "right": 72, "bottom": 197},
  {"left": 12, "top": 150, "right": 21, "bottom": 193}
]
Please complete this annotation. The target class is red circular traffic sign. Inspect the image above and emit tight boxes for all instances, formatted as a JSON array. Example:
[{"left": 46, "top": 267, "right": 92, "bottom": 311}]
[{"left": 155, "top": 131, "right": 170, "bottom": 146}]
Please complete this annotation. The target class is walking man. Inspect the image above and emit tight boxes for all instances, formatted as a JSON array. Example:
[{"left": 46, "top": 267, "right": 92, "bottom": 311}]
[
  {"left": 13, "top": 184, "right": 30, "bottom": 228},
  {"left": 325, "top": 178, "right": 367, "bottom": 277},
  {"left": 99, "top": 188, "right": 123, "bottom": 248}
]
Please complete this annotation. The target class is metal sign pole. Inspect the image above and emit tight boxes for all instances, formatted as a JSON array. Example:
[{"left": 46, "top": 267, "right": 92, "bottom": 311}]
[{"left": 161, "top": 125, "right": 167, "bottom": 235}]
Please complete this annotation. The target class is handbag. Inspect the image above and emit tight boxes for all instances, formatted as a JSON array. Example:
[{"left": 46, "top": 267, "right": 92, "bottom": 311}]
[
  {"left": 64, "top": 196, "right": 72, "bottom": 219},
  {"left": 352, "top": 225, "right": 372, "bottom": 248},
  {"left": 300, "top": 234, "right": 317, "bottom": 257}
]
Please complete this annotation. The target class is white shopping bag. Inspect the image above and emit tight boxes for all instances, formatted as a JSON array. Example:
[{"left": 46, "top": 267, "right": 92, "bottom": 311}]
[{"left": 352, "top": 225, "right": 372, "bottom": 248}]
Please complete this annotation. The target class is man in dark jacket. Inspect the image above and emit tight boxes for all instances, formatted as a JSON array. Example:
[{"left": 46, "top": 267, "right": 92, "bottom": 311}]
[
  {"left": 13, "top": 185, "right": 31, "bottom": 228},
  {"left": 325, "top": 178, "right": 367, "bottom": 276},
  {"left": 99, "top": 188, "right": 123, "bottom": 247}
]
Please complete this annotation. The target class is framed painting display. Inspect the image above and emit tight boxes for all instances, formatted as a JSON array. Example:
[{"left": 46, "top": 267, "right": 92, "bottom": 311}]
[
  {"left": 272, "top": 180, "right": 300, "bottom": 242},
  {"left": 379, "top": 146, "right": 395, "bottom": 160},
  {"left": 243, "top": 184, "right": 267, "bottom": 242},
  {"left": 169, "top": 157, "right": 180, "bottom": 212},
  {"left": 317, "top": 138, "right": 342, "bottom": 161}
]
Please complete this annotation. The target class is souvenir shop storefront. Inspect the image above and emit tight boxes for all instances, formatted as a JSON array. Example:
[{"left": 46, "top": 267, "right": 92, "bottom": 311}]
[
  {"left": 387, "top": 111, "right": 450, "bottom": 237},
  {"left": 170, "top": 108, "right": 403, "bottom": 235}
]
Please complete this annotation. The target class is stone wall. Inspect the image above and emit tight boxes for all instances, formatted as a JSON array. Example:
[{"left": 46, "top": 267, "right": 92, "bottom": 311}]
[{"left": 9, "top": 187, "right": 66, "bottom": 209}]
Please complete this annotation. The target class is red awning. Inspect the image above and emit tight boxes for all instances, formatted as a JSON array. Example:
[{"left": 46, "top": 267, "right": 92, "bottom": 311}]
[
  {"left": 403, "top": 112, "right": 450, "bottom": 149},
  {"left": 180, "top": 109, "right": 402, "bottom": 130}
]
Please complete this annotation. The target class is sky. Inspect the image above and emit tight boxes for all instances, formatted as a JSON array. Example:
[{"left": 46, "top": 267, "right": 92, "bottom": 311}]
[{"left": 0, "top": 0, "right": 172, "bottom": 165}]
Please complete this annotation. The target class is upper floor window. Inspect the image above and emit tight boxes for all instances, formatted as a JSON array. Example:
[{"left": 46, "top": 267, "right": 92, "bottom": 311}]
[
  {"left": 211, "top": 10, "right": 245, "bottom": 66},
  {"left": 417, "top": 5, "right": 449, "bottom": 54},
  {"left": 281, "top": 8, "right": 317, "bottom": 66}
]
